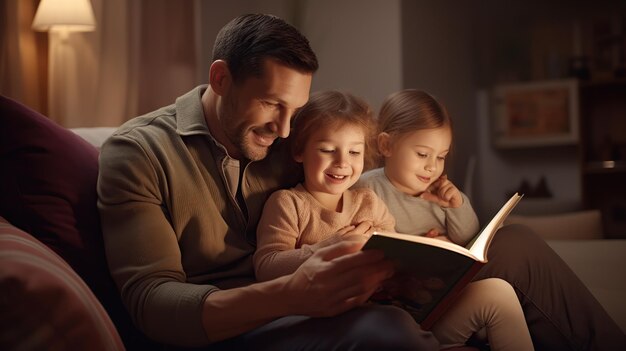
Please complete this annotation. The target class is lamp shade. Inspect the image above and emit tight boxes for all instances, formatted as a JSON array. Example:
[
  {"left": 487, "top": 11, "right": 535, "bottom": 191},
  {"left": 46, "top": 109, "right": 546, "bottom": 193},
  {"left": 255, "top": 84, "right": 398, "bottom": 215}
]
[{"left": 32, "top": 0, "right": 96, "bottom": 32}]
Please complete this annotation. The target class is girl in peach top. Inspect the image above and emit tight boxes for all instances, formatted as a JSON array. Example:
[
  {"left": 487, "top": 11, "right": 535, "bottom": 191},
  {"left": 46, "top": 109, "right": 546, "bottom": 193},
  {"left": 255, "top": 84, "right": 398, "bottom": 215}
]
[{"left": 254, "top": 90, "right": 395, "bottom": 281}]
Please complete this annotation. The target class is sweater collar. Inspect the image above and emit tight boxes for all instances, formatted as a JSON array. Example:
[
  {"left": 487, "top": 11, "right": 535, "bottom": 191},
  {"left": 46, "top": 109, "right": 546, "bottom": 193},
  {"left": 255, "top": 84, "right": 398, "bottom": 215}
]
[{"left": 174, "top": 85, "right": 211, "bottom": 137}]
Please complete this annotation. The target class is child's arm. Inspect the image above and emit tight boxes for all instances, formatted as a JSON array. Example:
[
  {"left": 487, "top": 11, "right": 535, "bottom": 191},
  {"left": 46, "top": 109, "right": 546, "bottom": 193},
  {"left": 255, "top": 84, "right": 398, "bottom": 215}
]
[
  {"left": 253, "top": 190, "right": 351, "bottom": 282},
  {"left": 441, "top": 194, "right": 480, "bottom": 245}
]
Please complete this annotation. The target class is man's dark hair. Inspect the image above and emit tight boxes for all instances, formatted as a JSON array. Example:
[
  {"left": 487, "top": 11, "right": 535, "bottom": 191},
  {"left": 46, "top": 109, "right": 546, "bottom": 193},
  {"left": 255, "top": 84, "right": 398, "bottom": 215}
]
[{"left": 212, "top": 14, "right": 319, "bottom": 83}]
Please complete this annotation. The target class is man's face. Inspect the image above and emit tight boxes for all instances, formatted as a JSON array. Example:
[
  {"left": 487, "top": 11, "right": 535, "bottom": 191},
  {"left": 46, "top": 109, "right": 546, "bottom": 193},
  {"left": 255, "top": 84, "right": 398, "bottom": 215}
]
[{"left": 218, "top": 59, "right": 312, "bottom": 161}]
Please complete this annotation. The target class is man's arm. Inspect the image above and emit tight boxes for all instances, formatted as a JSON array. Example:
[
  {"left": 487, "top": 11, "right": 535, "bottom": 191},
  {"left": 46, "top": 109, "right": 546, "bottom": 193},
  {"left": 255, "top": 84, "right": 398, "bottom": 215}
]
[
  {"left": 98, "top": 135, "right": 218, "bottom": 346},
  {"left": 203, "top": 241, "right": 394, "bottom": 342}
]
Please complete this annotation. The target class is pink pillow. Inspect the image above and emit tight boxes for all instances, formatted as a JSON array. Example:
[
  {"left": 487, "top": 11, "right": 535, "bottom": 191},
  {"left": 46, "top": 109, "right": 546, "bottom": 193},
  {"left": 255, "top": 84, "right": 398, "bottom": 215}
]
[{"left": 0, "top": 217, "right": 125, "bottom": 350}]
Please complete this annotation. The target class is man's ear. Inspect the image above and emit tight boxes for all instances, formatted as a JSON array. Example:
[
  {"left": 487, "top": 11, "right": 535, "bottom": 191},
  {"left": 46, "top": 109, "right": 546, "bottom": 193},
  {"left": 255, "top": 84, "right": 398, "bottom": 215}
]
[
  {"left": 209, "top": 60, "right": 231, "bottom": 96},
  {"left": 377, "top": 132, "right": 392, "bottom": 157}
]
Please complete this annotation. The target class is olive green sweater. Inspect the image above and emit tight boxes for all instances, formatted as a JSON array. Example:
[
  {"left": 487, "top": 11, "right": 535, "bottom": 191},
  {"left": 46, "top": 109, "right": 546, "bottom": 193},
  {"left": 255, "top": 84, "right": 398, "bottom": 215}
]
[{"left": 97, "top": 86, "right": 301, "bottom": 346}]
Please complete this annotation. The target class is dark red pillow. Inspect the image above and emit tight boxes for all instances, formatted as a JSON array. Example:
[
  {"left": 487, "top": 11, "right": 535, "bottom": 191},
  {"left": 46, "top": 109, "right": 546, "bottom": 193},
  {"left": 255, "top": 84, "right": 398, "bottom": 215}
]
[
  {"left": 0, "top": 95, "right": 105, "bottom": 284},
  {"left": 0, "top": 95, "right": 155, "bottom": 350}
]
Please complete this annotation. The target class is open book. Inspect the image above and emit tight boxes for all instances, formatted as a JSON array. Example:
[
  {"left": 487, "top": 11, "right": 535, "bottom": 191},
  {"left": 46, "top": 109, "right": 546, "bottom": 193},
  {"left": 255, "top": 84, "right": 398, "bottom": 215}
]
[{"left": 363, "top": 192, "right": 523, "bottom": 330}]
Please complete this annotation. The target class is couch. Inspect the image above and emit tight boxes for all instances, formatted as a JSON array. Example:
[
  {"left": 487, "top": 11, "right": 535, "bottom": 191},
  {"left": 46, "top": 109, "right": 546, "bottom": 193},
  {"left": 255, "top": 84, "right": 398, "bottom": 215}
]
[
  {"left": 505, "top": 211, "right": 626, "bottom": 333},
  {"left": 0, "top": 96, "right": 157, "bottom": 350},
  {"left": 2, "top": 94, "right": 622, "bottom": 350}
]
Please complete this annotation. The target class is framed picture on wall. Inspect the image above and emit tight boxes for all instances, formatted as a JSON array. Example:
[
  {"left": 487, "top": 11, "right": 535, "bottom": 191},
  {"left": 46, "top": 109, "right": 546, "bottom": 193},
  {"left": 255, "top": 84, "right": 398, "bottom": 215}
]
[{"left": 491, "top": 79, "right": 579, "bottom": 148}]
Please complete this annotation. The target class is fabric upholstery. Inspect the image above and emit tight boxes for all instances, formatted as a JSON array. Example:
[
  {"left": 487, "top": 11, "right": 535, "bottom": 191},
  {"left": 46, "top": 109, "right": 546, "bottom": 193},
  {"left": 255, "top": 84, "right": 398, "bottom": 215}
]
[
  {"left": 505, "top": 210, "right": 603, "bottom": 240},
  {"left": 0, "top": 217, "right": 125, "bottom": 350},
  {"left": 0, "top": 95, "right": 155, "bottom": 350},
  {"left": 0, "top": 95, "right": 104, "bottom": 283}
]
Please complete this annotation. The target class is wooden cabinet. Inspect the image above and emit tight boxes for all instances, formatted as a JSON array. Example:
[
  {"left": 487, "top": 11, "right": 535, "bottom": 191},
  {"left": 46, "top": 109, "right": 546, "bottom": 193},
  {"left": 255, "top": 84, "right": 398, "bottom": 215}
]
[{"left": 579, "top": 79, "right": 626, "bottom": 238}]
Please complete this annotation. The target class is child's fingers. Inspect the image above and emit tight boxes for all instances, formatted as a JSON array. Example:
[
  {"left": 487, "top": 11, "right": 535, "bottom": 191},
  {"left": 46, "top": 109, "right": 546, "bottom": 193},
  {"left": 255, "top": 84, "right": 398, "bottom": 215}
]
[
  {"left": 336, "top": 225, "right": 356, "bottom": 236},
  {"left": 439, "top": 184, "right": 456, "bottom": 201},
  {"left": 424, "top": 229, "right": 439, "bottom": 237}
]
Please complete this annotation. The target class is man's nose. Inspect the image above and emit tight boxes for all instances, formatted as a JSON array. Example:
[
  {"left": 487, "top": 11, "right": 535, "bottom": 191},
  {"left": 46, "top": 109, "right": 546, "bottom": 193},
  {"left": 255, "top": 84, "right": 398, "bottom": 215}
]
[{"left": 274, "top": 108, "right": 292, "bottom": 138}]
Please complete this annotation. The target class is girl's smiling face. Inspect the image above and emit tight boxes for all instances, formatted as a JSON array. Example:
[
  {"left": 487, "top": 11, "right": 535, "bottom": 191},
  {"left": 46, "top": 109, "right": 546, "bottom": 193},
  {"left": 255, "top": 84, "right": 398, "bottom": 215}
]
[
  {"left": 296, "top": 123, "right": 366, "bottom": 210},
  {"left": 380, "top": 127, "right": 451, "bottom": 196}
]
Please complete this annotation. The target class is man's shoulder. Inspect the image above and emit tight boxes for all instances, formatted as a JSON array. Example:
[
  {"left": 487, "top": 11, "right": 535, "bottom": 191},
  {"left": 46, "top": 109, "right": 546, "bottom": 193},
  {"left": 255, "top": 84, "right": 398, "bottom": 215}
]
[{"left": 112, "top": 105, "right": 177, "bottom": 141}]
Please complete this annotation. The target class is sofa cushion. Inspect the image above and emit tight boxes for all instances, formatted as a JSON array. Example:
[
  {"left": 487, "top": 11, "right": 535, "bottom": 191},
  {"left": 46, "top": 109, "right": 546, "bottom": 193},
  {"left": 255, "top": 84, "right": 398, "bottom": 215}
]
[
  {"left": 0, "top": 95, "right": 104, "bottom": 283},
  {"left": 0, "top": 95, "right": 156, "bottom": 350},
  {"left": 505, "top": 210, "right": 604, "bottom": 240},
  {"left": 0, "top": 217, "right": 125, "bottom": 350}
]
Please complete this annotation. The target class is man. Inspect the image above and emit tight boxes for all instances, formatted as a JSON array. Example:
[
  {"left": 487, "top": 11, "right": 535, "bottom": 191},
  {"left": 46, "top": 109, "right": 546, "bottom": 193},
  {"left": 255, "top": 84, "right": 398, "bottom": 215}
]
[
  {"left": 98, "top": 14, "right": 624, "bottom": 350},
  {"left": 98, "top": 14, "right": 436, "bottom": 350}
]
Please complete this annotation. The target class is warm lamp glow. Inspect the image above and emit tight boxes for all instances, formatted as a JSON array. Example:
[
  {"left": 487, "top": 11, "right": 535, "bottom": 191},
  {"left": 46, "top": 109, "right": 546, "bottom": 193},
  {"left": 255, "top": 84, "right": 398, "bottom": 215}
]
[{"left": 32, "top": 0, "right": 96, "bottom": 32}]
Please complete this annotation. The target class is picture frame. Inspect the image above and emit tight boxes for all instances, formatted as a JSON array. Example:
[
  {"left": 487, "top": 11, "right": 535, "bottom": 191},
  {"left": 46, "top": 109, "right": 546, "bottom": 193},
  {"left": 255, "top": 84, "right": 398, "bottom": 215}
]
[{"left": 491, "top": 79, "right": 579, "bottom": 148}]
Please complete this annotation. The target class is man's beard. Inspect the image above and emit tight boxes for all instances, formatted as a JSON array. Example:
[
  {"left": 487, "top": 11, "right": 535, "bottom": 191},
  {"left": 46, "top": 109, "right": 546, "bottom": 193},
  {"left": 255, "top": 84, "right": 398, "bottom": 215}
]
[
  {"left": 232, "top": 129, "right": 270, "bottom": 161},
  {"left": 221, "top": 94, "right": 271, "bottom": 161}
]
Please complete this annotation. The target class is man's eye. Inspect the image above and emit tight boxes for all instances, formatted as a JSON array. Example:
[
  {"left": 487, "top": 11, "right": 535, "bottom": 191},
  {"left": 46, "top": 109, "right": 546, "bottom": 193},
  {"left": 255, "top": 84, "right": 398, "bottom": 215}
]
[{"left": 262, "top": 101, "right": 277, "bottom": 108}]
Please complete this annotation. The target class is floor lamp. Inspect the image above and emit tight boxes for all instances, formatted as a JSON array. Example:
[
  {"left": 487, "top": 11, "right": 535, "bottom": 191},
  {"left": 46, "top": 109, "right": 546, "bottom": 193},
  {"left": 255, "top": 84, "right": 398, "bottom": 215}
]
[{"left": 31, "top": 0, "right": 96, "bottom": 124}]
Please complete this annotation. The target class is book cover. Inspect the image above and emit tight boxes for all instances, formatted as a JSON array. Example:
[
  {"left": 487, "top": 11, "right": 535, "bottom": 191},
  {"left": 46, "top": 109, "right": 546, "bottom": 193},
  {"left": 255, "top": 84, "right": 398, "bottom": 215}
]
[{"left": 363, "top": 192, "right": 523, "bottom": 330}]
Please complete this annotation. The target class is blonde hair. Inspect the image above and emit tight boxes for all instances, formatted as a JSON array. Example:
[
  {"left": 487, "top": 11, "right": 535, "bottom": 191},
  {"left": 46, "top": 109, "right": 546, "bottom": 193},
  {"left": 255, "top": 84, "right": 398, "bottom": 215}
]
[
  {"left": 375, "top": 89, "right": 454, "bottom": 168},
  {"left": 378, "top": 89, "right": 452, "bottom": 135},
  {"left": 290, "top": 90, "right": 377, "bottom": 169}
]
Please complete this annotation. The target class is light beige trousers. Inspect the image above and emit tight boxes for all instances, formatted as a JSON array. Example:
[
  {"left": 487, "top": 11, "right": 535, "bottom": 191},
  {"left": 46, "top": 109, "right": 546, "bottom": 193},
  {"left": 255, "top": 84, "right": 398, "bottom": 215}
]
[{"left": 431, "top": 278, "right": 534, "bottom": 351}]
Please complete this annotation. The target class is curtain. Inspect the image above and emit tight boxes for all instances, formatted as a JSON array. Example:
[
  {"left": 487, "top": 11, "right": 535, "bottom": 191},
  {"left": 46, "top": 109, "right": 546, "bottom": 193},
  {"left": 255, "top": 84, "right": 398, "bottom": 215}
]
[
  {"left": 0, "top": 0, "right": 48, "bottom": 114},
  {"left": 1, "top": 0, "right": 199, "bottom": 127}
]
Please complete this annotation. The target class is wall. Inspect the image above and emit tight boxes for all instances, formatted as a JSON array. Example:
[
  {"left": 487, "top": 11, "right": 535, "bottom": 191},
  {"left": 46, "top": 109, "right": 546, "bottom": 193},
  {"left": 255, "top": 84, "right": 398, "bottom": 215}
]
[
  {"left": 475, "top": 90, "right": 581, "bottom": 223},
  {"left": 400, "top": 0, "right": 477, "bottom": 207},
  {"left": 196, "top": 0, "right": 402, "bottom": 111},
  {"left": 298, "top": 0, "right": 402, "bottom": 111}
]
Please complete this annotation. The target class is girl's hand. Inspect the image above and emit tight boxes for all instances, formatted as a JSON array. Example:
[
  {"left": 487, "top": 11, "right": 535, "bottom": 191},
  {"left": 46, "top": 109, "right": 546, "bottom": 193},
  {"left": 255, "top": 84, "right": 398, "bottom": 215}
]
[
  {"left": 341, "top": 221, "right": 374, "bottom": 243},
  {"left": 420, "top": 175, "right": 463, "bottom": 208},
  {"left": 424, "top": 229, "right": 452, "bottom": 242},
  {"left": 424, "top": 228, "right": 440, "bottom": 238}
]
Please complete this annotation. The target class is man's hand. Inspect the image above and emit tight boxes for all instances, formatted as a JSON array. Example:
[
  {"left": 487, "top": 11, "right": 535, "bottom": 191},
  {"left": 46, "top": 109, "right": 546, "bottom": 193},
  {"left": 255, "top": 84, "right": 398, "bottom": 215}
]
[
  {"left": 281, "top": 241, "right": 394, "bottom": 317},
  {"left": 202, "top": 241, "right": 394, "bottom": 342},
  {"left": 420, "top": 175, "right": 463, "bottom": 208}
]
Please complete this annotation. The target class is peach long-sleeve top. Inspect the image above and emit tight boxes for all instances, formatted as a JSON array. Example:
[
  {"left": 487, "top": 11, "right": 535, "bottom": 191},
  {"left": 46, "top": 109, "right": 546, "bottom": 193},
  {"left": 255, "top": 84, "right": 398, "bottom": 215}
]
[{"left": 253, "top": 183, "right": 396, "bottom": 281}]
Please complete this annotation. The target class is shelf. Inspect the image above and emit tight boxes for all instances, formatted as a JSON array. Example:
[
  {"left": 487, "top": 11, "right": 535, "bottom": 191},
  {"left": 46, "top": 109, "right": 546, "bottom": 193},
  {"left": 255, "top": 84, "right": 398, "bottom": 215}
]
[
  {"left": 580, "top": 78, "right": 626, "bottom": 89},
  {"left": 584, "top": 161, "right": 626, "bottom": 174}
]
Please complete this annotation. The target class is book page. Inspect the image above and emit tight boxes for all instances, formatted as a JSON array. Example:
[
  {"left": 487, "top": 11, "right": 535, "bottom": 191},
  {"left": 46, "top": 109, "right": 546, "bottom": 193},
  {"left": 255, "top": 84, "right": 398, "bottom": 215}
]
[
  {"left": 372, "top": 231, "right": 478, "bottom": 261},
  {"left": 468, "top": 193, "right": 523, "bottom": 261}
]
